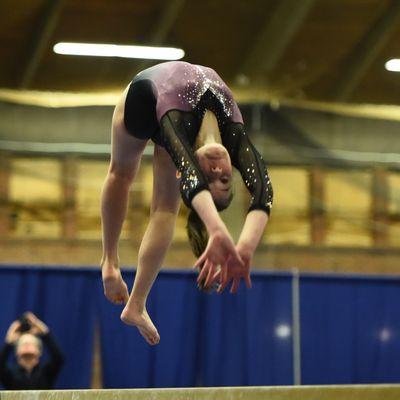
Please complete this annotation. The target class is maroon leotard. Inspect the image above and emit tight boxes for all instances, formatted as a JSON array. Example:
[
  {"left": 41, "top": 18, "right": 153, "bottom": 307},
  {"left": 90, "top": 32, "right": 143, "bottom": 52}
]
[
  {"left": 133, "top": 61, "right": 243, "bottom": 123},
  {"left": 124, "top": 62, "right": 273, "bottom": 213}
]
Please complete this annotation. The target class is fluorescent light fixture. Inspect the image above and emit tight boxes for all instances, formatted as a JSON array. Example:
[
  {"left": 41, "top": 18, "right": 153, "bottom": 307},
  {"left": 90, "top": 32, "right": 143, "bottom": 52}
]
[
  {"left": 53, "top": 42, "right": 185, "bottom": 61},
  {"left": 385, "top": 59, "right": 400, "bottom": 72}
]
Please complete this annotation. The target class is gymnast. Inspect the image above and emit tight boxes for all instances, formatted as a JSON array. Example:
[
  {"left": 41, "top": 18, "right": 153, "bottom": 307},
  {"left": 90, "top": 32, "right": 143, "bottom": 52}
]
[{"left": 100, "top": 61, "right": 273, "bottom": 345}]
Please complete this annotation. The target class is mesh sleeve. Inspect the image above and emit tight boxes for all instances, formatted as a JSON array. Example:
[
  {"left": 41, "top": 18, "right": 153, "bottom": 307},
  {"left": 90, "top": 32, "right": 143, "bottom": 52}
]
[
  {"left": 222, "top": 123, "right": 273, "bottom": 214},
  {"left": 159, "top": 111, "right": 209, "bottom": 208}
]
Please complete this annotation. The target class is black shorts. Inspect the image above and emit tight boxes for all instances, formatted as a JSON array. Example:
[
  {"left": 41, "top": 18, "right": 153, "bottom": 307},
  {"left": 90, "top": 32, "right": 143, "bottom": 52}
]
[
  {"left": 124, "top": 77, "right": 234, "bottom": 146},
  {"left": 124, "top": 78, "right": 164, "bottom": 146}
]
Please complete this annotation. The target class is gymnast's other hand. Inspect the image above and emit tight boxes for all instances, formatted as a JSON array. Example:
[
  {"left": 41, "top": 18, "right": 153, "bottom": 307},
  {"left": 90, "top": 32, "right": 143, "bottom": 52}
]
[
  {"left": 218, "top": 243, "right": 252, "bottom": 294},
  {"left": 101, "top": 258, "right": 129, "bottom": 305},
  {"left": 194, "top": 228, "right": 243, "bottom": 276},
  {"left": 199, "top": 243, "right": 253, "bottom": 294},
  {"left": 196, "top": 259, "right": 220, "bottom": 292}
]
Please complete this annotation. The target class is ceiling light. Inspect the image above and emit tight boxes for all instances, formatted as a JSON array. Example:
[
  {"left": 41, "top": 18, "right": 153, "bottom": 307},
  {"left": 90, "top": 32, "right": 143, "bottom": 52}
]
[
  {"left": 53, "top": 42, "right": 185, "bottom": 61},
  {"left": 385, "top": 59, "right": 400, "bottom": 72}
]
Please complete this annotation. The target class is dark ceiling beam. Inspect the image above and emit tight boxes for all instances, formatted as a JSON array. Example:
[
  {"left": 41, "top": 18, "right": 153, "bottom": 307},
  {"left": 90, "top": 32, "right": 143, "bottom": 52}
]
[
  {"left": 19, "top": 0, "right": 65, "bottom": 89},
  {"left": 240, "top": 0, "right": 316, "bottom": 80},
  {"left": 146, "top": 0, "right": 186, "bottom": 46},
  {"left": 331, "top": 0, "right": 400, "bottom": 102},
  {"left": 127, "top": 0, "right": 186, "bottom": 79}
]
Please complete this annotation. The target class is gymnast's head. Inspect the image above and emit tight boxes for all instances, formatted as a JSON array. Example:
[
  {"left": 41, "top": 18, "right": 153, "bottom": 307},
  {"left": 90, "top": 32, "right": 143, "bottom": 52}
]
[
  {"left": 187, "top": 143, "right": 234, "bottom": 267},
  {"left": 190, "top": 108, "right": 234, "bottom": 210},
  {"left": 194, "top": 143, "right": 234, "bottom": 210},
  {"left": 186, "top": 110, "right": 235, "bottom": 262}
]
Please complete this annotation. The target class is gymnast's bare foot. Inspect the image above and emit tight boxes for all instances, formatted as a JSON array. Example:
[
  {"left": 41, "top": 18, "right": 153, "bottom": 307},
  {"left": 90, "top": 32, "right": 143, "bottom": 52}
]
[
  {"left": 101, "top": 261, "right": 129, "bottom": 305},
  {"left": 121, "top": 301, "right": 160, "bottom": 346}
]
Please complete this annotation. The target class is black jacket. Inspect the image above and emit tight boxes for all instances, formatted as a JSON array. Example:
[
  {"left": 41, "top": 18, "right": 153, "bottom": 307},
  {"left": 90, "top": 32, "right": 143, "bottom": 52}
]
[{"left": 0, "top": 333, "right": 64, "bottom": 390}]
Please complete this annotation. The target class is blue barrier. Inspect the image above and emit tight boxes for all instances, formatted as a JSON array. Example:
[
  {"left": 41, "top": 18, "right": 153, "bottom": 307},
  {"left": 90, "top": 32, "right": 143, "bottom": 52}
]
[{"left": 1, "top": 265, "right": 400, "bottom": 388}]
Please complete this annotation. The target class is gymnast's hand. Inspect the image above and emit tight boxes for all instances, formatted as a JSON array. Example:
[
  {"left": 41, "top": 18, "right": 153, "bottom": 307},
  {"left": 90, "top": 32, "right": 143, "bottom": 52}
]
[
  {"left": 218, "top": 243, "right": 252, "bottom": 294},
  {"left": 198, "top": 242, "right": 252, "bottom": 294},
  {"left": 195, "top": 229, "right": 243, "bottom": 290}
]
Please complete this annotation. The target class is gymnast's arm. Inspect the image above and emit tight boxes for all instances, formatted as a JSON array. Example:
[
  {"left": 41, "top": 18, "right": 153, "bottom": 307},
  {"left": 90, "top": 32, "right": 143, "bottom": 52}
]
[
  {"left": 221, "top": 123, "right": 273, "bottom": 287},
  {"left": 235, "top": 135, "right": 273, "bottom": 264},
  {"left": 159, "top": 112, "right": 241, "bottom": 266}
]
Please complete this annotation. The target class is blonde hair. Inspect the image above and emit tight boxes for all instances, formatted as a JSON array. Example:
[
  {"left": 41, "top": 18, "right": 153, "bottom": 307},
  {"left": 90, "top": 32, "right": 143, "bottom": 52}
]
[
  {"left": 16, "top": 333, "right": 42, "bottom": 355},
  {"left": 186, "top": 193, "right": 233, "bottom": 259},
  {"left": 187, "top": 210, "right": 208, "bottom": 258}
]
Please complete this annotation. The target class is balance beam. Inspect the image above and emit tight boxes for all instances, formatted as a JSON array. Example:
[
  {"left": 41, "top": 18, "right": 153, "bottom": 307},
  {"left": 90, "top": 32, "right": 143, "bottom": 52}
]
[{"left": 1, "top": 385, "right": 400, "bottom": 400}]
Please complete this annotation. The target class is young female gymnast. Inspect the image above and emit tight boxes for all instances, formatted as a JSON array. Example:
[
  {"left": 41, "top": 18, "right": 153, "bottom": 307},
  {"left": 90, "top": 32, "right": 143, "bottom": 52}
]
[{"left": 101, "top": 61, "right": 273, "bottom": 345}]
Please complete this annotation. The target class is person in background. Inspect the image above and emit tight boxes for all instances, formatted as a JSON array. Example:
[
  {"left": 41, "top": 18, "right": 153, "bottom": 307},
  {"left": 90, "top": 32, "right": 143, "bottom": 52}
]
[{"left": 0, "top": 312, "right": 64, "bottom": 390}]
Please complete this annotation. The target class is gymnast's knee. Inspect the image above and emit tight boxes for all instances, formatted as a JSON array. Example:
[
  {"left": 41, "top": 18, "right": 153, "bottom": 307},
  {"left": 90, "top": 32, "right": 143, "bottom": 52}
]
[{"left": 107, "top": 162, "right": 136, "bottom": 185}]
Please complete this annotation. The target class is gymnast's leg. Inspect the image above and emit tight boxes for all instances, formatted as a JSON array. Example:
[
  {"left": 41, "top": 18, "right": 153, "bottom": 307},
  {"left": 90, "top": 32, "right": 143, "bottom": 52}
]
[
  {"left": 121, "top": 144, "right": 181, "bottom": 345},
  {"left": 101, "top": 86, "right": 148, "bottom": 304}
]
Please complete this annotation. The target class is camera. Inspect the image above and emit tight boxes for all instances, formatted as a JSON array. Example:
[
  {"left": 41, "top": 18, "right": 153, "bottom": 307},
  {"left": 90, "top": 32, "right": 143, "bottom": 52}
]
[{"left": 18, "top": 315, "right": 31, "bottom": 333}]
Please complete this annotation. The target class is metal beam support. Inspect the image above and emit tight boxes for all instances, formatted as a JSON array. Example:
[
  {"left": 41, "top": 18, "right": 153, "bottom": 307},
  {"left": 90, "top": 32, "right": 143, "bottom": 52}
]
[
  {"left": 371, "top": 167, "right": 389, "bottom": 246},
  {"left": 2, "top": 101, "right": 400, "bottom": 168},
  {"left": 291, "top": 268, "right": 302, "bottom": 385},
  {"left": 331, "top": 0, "right": 400, "bottom": 102},
  {"left": 20, "top": 0, "right": 65, "bottom": 89},
  {"left": 241, "top": 0, "right": 315, "bottom": 79},
  {"left": 61, "top": 156, "right": 78, "bottom": 239},
  {"left": 145, "top": 0, "right": 186, "bottom": 46},
  {"left": 309, "top": 167, "right": 326, "bottom": 245},
  {"left": 0, "top": 153, "right": 11, "bottom": 237}
]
